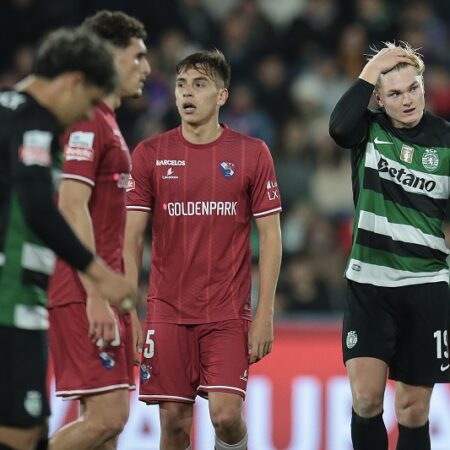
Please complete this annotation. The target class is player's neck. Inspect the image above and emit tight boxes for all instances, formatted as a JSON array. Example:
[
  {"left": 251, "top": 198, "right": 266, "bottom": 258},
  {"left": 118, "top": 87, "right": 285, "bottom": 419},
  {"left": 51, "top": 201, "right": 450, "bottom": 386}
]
[
  {"left": 181, "top": 121, "right": 223, "bottom": 145},
  {"left": 16, "top": 75, "right": 64, "bottom": 121},
  {"left": 103, "top": 94, "right": 121, "bottom": 110}
]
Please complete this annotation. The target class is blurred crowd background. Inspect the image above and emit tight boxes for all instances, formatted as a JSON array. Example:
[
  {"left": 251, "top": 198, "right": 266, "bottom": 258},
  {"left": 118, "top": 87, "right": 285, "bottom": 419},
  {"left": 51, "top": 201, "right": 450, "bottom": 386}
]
[{"left": 3, "top": 0, "right": 450, "bottom": 319}]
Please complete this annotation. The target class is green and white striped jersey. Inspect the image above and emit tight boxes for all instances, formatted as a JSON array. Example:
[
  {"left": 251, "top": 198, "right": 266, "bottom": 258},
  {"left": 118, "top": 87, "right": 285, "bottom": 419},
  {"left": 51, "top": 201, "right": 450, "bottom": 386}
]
[
  {"left": 347, "top": 111, "right": 450, "bottom": 287},
  {"left": 0, "top": 91, "right": 61, "bottom": 329}
]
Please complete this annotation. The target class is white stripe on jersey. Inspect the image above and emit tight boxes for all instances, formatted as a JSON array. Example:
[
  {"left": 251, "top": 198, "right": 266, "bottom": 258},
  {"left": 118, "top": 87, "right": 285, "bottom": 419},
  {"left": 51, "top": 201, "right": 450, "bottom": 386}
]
[
  {"left": 126, "top": 205, "right": 151, "bottom": 212},
  {"left": 358, "top": 210, "right": 449, "bottom": 254},
  {"left": 365, "top": 143, "right": 450, "bottom": 200},
  {"left": 346, "top": 258, "right": 449, "bottom": 287}
]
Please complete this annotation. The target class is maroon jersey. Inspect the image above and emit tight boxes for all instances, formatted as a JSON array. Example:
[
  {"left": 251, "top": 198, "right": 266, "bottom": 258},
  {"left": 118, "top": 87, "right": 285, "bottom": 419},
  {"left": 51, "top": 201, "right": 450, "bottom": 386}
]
[
  {"left": 127, "top": 125, "right": 281, "bottom": 324},
  {"left": 49, "top": 102, "right": 131, "bottom": 306}
]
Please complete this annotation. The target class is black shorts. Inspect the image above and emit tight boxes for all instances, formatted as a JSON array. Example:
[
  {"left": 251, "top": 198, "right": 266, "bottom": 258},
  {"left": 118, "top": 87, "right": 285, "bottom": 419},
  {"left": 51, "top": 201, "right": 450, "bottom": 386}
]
[
  {"left": 342, "top": 280, "right": 450, "bottom": 385},
  {"left": 0, "top": 325, "right": 50, "bottom": 427}
]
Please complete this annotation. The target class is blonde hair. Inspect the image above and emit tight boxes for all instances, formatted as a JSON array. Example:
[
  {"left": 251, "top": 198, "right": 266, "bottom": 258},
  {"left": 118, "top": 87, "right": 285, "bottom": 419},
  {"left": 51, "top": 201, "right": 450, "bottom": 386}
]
[{"left": 369, "top": 41, "right": 425, "bottom": 89}]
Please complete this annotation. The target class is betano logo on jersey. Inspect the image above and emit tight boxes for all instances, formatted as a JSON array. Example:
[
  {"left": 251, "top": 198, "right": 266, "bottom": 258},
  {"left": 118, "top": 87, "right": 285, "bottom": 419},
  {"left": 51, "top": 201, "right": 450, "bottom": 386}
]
[
  {"left": 377, "top": 157, "right": 436, "bottom": 192},
  {"left": 164, "top": 201, "right": 238, "bottom": 216},
  {"left": 156, "top": 159, "right": 186, "bottom": 166}
]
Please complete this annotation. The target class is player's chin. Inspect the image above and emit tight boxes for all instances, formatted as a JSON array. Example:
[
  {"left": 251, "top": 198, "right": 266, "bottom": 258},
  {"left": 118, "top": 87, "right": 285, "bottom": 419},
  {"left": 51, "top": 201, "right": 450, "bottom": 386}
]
[{"left": 129, "top": 89, "right": 143, "bottom": 99}]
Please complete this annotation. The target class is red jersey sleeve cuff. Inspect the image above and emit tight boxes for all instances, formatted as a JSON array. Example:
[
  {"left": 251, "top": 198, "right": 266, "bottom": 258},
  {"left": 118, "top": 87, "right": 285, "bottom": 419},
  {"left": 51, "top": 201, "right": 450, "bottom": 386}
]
[
  {"left": 253, "top": 206, "right": 282, "bottom": 218},
  {"left": 126, "top": 205, "right": 152, "bottom": 212},
  {"left": 61, "top": 174, "right": 95, "bottom": 187}
]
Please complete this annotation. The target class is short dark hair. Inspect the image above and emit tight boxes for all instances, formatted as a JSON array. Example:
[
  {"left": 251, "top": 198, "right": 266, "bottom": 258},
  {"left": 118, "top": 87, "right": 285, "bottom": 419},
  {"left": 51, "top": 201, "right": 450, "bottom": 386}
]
[
  {"left": 33, "top": 28, "right": 118, "bottom": 93},
  {"left": 176, "top": 49, "right": 231, "bottom": 89},
  {"left": 82, "top": 10, "right": 147, "bottom": 48}
]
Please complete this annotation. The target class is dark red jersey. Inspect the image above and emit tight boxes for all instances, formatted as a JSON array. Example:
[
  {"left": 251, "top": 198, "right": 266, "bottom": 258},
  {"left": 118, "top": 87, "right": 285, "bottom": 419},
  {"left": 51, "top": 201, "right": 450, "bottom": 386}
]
[
  {"left": 49, "top": 102, "right": 131, "bottom": 306},
  {"left": 127, "top": 125, "right": 281, "bottom": 324}
]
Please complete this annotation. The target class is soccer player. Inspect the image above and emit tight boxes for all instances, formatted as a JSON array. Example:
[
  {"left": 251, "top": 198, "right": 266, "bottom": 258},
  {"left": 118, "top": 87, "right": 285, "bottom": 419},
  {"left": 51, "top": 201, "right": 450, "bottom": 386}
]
[
  {"left": 124, "top": 49, "right": 282, "bottom": 450},
  {"left": 329, "top": 42, "right": 450, "bottom": 450},
  {"left": 0, "top": 28, "right": 137, "bottom": 450},
  {"left": 47, "top": 11, "right": 150, "bottom": 450}
]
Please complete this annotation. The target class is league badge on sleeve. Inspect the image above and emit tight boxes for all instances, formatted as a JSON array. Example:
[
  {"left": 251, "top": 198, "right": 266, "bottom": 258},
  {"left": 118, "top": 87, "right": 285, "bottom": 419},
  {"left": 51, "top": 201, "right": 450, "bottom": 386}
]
[
  {"left": 220, "top": 161, "right": 236, "bottom": 178},
  {"left": 19, "top": 130, "right": 52, "bottom": 166},
  {"left": 64, "top": 131, "right": 95, "bottom": 161}
]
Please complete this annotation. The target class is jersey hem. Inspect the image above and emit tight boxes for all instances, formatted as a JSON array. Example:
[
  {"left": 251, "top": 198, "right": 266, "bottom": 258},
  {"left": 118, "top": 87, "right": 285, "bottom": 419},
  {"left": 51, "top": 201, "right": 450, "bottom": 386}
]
[
  {"left": 56, "top": 383, "right": 133, "bottom": 399},
  {"left": 346, "top": 271, "right": 450, "bottom": 287},
  {"left": 139, "top": 394, "right": 195, "bottom": 404}
]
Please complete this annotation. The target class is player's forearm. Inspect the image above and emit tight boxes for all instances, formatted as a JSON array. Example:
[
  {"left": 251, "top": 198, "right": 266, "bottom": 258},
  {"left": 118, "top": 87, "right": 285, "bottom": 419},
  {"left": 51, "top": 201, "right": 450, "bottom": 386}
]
[
  {"left": 255, "top": 224, "right": 282, "bottom": 319},
  {"left": 58, "top": 196, "right": 98, "bottom": 295},
  {"left": 123, "top": 230, "right": 145, "bottom": 285}
]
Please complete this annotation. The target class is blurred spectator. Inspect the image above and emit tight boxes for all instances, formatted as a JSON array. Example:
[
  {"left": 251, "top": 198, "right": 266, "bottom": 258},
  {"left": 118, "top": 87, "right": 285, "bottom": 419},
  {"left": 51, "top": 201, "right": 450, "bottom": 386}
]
[{"left": 221, "top": 83, "right": 276, "bottom": 146}]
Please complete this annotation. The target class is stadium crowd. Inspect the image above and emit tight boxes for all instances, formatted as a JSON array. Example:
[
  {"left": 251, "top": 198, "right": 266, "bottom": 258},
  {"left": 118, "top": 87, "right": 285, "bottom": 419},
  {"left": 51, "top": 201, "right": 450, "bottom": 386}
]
[{"left": 2, "top": 0, "right": 450, "bottom": 317}]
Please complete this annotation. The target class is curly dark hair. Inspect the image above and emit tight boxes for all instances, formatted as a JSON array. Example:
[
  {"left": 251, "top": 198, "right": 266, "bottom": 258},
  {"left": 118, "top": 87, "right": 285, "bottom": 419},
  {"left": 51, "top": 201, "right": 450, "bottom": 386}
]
[
  {"left": 33, "top": 27, "right": 118, "bottom": 94},
  {"left": 82, "top": 10, "right": 147, "bottom": 48},
  {"left": 176, "top": 49, "right": 231, "bottom": 89}
]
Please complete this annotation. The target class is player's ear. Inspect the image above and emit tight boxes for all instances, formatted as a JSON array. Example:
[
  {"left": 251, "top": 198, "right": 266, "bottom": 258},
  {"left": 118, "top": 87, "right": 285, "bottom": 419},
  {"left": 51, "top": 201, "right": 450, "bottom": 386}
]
[
  {"left": 374, "top": 90, "right": 383, "bottom": 107},
  {"left": 218, "top": 88, "right": 228, "bottom": 107},
  {"left": 64, "top": 71, "right": 85, "bottom": 92}
]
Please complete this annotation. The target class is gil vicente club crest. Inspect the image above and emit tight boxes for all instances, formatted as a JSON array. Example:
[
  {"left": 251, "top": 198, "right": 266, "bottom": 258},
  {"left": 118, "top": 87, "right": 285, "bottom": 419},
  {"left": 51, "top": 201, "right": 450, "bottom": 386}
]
[{"left": 422, "top": 148, "right": 439, "bottom": 172}]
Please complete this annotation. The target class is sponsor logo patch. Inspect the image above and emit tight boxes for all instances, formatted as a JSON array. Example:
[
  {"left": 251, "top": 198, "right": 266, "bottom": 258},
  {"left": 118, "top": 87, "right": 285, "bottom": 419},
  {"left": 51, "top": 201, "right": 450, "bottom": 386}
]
[
  {"left": 156, "top": 159, "right": 185, "bottom": 166},
  {"left": 19, "top": 130, "right": 52, "bottom": 166},
  {"left": 374, "top": 137, "right": 393, "bottom": 145},
  {"left": 162, "top": 167, "right": 178, "bottom": 180},
  {"left": 126, "top": 176, "right": 135, "bottom": 191},
  {"left": 378, "top": 157, "right": 436, "bottom": 192},
  {"left": 113, "top": 172, "right": 131, "bottom": 189}
]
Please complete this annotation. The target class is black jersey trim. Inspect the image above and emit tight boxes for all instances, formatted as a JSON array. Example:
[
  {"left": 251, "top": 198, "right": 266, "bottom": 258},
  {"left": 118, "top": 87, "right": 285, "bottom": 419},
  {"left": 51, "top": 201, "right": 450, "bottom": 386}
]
[
  {"left": 356, "top": 228, "right": 448, "bottom": 262},
  {"left": 363, "top": 167, "right": 446, "bottom": 219}
]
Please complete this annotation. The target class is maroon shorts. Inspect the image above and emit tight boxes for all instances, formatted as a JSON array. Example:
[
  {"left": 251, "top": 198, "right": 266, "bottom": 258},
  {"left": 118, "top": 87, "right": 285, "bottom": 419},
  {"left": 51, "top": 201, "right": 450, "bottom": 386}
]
[
  {"left": 139, "top": 319, "right": 250, "bottom": 404},
  {"left": 49, "top": 303, "right": 135, "bottom": 399}
]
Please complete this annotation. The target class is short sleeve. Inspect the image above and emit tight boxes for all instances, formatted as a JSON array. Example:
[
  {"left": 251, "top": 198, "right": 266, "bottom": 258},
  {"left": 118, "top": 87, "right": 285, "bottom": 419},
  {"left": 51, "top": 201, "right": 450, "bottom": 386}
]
[
  {"left": 251, "top": 142, "right": 282, "bottom": 218},
  {"left": 126, "top": 142, "right": 153, "bottom": 212},
  {"left": 61, "top": 118, "right": 102, "bottom": 187}
]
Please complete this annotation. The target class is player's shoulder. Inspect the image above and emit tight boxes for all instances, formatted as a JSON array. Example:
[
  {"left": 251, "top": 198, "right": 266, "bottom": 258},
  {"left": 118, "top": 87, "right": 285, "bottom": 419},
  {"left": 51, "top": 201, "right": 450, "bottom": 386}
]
[
  {"left": 134, "top": 127, "right": 179, "bottom": 153},
  {"left": 425, "top": 111, "right": 450, "bottom": 133},
  {"left": 223, "top": 125, "right": 269, "bottom": 152},
  {"left": 0, "top": 90, "right": 59, "bottom": 144}
]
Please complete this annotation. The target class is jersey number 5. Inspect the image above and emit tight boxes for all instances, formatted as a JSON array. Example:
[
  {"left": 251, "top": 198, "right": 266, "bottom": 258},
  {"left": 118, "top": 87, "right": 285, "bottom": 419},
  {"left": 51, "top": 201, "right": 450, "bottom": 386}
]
[{"left": 143, "top": 329, "right": 155, "bottom": 359}]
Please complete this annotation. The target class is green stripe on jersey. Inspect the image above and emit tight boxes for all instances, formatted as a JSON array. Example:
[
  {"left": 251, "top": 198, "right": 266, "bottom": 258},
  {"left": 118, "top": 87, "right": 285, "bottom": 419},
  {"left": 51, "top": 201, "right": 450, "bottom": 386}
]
[
  {"left": 351, "top": 244, "right": 446, "bottom": 273},
  {"left": 366, "top": 191, "right": 443, "bottom": 238}
]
